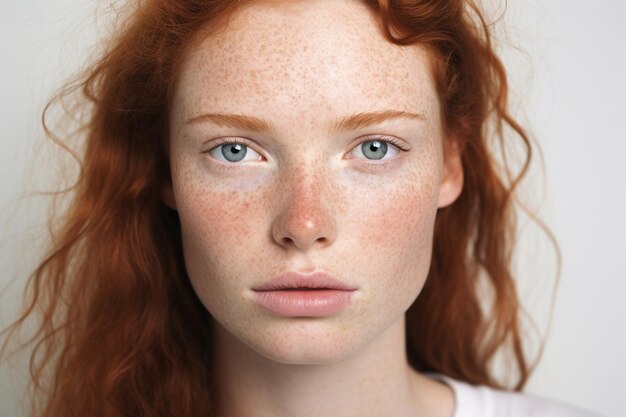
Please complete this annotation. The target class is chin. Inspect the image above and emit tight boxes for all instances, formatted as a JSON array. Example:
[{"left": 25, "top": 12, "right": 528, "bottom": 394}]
[
  {"left": 233, "top": 317, "right": 365, "bottom": 366},
  {"left": 252, "top": 340, "right": 359, "bottom": 366}
]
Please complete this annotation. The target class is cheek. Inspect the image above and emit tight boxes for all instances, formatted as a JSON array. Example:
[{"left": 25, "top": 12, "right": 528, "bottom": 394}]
[
  {"left": 349, "top": 163, "right": 439, "bottom": 262},
  {"left": 342, "top": 158, "right": 440, "bottom": 311},
  {"left": 171, "top": 162, "right": 271, "bottom": 302},
  {"left": 357, "top": 180, "right": 436, "bottom": 246},
  {"left": 170, "top": 150, "right": 266, "bottom": 248},
  {"left": 183, "top": 193, "right": 258, "bottom": 247}
]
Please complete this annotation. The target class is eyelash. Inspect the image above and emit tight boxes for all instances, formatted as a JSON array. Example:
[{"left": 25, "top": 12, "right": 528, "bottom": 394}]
[
  {"left": 204, "top": 135, "right": 410, "bottom": 171},
  {"left": 362, "top": 136, "right": 410, "bottom": 152}
]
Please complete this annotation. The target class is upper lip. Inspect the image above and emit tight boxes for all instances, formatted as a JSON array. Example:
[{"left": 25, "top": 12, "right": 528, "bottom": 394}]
[{"left": 252, "top": 271, "right": 357, "bottom": 291}]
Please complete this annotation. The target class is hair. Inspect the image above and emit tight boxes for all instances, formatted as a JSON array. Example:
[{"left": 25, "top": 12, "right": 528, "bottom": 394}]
[{"left": 1, "top": 0, "right": 556, "bottom": 416}]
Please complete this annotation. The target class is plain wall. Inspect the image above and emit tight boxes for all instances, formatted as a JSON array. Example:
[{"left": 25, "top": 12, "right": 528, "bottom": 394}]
[{"left": 1, "top": 1, "right": 624, "bottom": 416}]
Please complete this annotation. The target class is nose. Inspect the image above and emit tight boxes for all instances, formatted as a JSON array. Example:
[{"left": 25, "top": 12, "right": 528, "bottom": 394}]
[{"left": 271, "top": 165, "right": 337, "bottom": 252}]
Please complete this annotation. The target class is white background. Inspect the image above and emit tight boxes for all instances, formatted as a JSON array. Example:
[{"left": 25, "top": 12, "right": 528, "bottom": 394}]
[{"left": 1, "top": 1, "right": 624, "bottom": 416}]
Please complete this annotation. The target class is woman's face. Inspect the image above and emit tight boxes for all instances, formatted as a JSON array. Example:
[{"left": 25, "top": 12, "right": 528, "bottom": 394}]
[{"left": 166, "top": 0, "right": 462, "bottom": 364}]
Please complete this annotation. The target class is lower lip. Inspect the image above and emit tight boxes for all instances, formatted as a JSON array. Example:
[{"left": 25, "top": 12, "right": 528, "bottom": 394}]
[{"left": 252, "top": 289, "right": 355, "bottom": 317}]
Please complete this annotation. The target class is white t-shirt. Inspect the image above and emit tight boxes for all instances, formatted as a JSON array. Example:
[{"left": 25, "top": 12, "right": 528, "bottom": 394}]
[{"left": 425, "top": 372, "right": 602, "bottom": 417}]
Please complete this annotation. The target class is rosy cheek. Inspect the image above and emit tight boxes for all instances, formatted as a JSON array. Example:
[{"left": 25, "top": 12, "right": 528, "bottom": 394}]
[{"left": 347, "top": 162, "right": 439, "bottom": 244}]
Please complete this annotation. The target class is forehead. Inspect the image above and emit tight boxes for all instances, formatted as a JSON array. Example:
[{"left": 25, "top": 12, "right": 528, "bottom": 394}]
[{"left": 172, "top": 0, "right": 438, "bottom": 124}]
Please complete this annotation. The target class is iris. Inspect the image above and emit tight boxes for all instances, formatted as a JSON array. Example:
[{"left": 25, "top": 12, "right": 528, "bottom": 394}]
[{"left": 361, "top": 140, "right": 387, "bottom": 160}]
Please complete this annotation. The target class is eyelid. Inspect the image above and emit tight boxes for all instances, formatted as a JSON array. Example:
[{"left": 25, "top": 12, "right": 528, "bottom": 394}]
[{"left": 208, "top": 136, "right": 259, "bottom": 152}]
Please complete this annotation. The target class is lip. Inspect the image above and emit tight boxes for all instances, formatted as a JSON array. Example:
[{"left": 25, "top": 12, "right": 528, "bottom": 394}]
[
  {"left": 251, "top": 271, "right": 357, "bottom": 317},
  {"left": 252, "top": 271, "right": 357, "bottom": 291}
]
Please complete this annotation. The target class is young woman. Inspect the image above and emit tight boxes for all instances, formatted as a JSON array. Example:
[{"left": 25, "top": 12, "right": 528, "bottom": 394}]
[{"left": 0, "top": 0, "right": 602, "bottom": 416}]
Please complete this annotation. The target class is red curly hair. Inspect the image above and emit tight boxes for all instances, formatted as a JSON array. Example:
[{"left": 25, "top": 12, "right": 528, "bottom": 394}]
[{"left": 1, "top": 0, "right": 555, "bottom": 416}]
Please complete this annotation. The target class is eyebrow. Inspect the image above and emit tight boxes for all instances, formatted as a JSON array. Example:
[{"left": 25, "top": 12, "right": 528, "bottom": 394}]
[{"left": 184, "top": 110, "right": 425, "bottom": 134}]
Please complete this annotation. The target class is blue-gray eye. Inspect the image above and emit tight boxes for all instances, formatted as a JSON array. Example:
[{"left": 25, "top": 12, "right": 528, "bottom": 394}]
[
  {"left": 221, "top": 143, "right": 247, "bottom": 162},
  {"left": 361, "top": 140, "right": 388, "bottom": 160},
  {"left": 207, "top": 140, "right": 263, "bottom": 164}
]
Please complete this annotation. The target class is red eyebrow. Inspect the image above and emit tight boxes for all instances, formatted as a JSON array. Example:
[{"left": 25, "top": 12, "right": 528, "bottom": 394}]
[{"left": 185, "top": 110, "right": 425, "bottom": 134}]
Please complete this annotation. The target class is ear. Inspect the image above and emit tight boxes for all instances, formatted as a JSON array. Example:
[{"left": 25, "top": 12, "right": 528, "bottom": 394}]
[
  {"left": 437, "top": 139, "right": 464, "bottom": 208},
  {"left": 160, "top": 180, "right": 178, "bottom": 210}
]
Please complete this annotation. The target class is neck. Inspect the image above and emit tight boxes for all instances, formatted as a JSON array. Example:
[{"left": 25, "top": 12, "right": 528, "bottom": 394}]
[{"left": 211, "top": 315, "right": 454, "bottom": 417}]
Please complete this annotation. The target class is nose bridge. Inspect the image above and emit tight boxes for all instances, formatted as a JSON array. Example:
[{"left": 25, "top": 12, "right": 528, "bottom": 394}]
[
  {"left": 288, "top": 157, "right": 325, "bottom": 203},
  {"left": 271, "top": 157, "right": 336, "bottom": 251}
]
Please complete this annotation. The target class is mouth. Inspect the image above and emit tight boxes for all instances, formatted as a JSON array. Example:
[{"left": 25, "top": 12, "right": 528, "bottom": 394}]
[{"left": 251, "top": 271, "right": 356, "bottom": 317}]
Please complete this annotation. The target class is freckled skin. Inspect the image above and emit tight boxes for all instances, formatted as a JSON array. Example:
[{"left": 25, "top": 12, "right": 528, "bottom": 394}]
[{"left": 166, "top": 1, "right": 462, "bottom": 416}]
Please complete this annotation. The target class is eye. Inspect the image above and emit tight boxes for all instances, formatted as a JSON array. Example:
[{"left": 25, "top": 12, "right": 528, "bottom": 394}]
[
  {"left": 349, "top": 136, "right": 408, "bottom": 161},
  {"left": 207, "top": 139, "right": 263, "bottom": 163}
]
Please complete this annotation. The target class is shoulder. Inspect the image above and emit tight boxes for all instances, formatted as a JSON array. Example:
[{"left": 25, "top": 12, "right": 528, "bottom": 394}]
[{"left": 424, "top": 372, "right": 602, "bottom": 417}]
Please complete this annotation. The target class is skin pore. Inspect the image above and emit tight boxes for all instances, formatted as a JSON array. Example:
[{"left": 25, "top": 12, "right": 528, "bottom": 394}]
[{"left": 164, "top": 1, "right": 463, "bottom": 416}]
